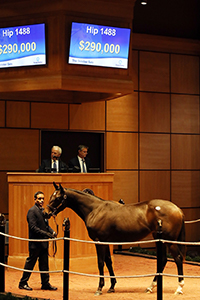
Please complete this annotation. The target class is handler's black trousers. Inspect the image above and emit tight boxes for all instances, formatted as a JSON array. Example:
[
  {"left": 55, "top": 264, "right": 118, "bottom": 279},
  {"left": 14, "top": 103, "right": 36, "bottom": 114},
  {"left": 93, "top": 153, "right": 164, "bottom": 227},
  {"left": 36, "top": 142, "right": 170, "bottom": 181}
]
[{"left": 19, "top": 247, "right": 49, "bottom": 286}]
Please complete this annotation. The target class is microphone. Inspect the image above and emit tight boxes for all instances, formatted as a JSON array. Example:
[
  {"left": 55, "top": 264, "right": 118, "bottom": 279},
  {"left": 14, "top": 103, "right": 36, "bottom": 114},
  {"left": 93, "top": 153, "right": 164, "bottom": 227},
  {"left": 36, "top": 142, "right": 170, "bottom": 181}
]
[{"left": 53, "top": 155, "right": 59, "bottom": 160}]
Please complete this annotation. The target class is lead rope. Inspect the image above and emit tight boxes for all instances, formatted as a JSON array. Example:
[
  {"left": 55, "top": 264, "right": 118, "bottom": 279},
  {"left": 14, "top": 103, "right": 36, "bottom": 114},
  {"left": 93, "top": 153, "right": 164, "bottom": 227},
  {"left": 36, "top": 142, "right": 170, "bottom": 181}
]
[
  {"left": 52, "top": 215, "right": 59, "bottom": 257},
  {"left": 48, "top": 215, "right": 59, "bottom": 258}
]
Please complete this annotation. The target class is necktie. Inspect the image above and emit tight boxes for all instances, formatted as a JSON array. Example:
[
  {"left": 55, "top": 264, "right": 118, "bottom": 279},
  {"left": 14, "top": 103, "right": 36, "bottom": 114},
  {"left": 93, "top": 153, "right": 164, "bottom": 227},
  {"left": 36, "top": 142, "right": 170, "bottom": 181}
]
[
  {"left": 53, "top": 160, "right": 57, "bottom": 173},
  {"left": 82, "top": 159, "right": 86, "bottom": 173}
]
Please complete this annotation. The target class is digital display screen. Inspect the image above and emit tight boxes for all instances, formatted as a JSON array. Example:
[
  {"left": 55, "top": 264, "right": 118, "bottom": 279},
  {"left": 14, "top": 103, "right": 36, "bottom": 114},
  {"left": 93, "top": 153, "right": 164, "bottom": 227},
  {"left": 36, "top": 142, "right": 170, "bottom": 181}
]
[
  {"left": 0, "top": 23, "right": 46, "bottom": 68},
  {"left": 68, "top": 22, "right": 131, "bottom": 69}
]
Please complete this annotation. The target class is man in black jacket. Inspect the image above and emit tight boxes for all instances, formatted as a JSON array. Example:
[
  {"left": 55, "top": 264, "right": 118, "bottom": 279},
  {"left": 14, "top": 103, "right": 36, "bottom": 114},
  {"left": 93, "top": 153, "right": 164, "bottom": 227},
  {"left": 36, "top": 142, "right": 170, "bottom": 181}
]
[
  {"left": 18, "top": 191, "right": 57, "bottom": 291},
  {"left": 68, "top": 144, "right": 92, "bottom": 173},
  {"left": 38, "top": 145, "right": 68, "bottom": 173}
]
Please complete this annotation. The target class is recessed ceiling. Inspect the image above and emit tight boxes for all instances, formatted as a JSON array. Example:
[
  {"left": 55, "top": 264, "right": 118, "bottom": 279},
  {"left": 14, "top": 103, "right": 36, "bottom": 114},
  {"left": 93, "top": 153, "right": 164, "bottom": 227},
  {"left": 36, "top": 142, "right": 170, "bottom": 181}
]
[{"left": 133, "top": 0, "right": 200, "bottom": 40}]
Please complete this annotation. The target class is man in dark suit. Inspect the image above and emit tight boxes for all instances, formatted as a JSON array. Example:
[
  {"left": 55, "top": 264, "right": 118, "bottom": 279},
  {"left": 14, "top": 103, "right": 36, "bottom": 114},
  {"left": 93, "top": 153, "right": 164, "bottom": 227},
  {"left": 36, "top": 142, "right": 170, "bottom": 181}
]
[
  {"left": 38, "top": 145, "right": 68, "bottom": 173},
  {"left": 18, "top": 191, "right": 57, "bottom": 291},
  {"left": 68, "top": 144, "right": 92, "bottom": 173}
]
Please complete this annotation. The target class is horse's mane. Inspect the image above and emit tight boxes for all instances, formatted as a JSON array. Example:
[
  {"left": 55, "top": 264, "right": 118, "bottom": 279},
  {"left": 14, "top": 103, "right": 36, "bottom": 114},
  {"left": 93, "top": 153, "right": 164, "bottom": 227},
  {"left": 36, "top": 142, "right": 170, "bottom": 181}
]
[{"left": 64, "top": 187, "right": 106, "bottom": 202}]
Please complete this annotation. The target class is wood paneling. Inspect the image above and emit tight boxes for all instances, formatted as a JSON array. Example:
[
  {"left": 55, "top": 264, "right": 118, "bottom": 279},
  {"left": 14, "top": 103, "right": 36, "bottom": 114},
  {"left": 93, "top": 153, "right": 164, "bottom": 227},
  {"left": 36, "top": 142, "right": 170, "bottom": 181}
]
[
  {"left": 171, "top": 95, "right": 199, "bottom": 133},
  {"left": 140, "top": 171, "right": 170, "bottom": 202},
  {"left": 140, "top": 133, "right": 170, "bottom": 169},
  {"left": 0, "top": 101, "right": 5, "bottom": 127},
  {"left": 171, "top": 171, "right": 200, "bottom": 208},
  {"left": 139, "top": 52, "right": 170, "bottom": 92},
  {"left": 139, "top": 93, "right": 170, "bottom": 132},
  {"left": 7, "top": 173, "right": 113, "bottom": 270},
  {"left": 106, "top": 93, "right": 138, "bottom": 132},
  {"left": 0, "top": 172, "right": 8, "bottom": 214},
  {"left": 106, "top": 132, "right": 138, "bottom": 169},
  {"left": 6, "top": 101, "right": 30, "bottom": 128},
  {"left": 0, "top": 129, "right": 39, "bottom": 171},
  {"left": 171, "top": 54, "right": 199, "bottom": 94},
  {"left": 31, "top": 102, "right": 69, "bottom": 129},
  {"left": 182, "top": 208, "right": 200, "bottom": 242},
  {"left": 132, "top": 50, "right": 139, "bottom": 90},
  {"left": 171, "top": 134, "right": 200, "bottom": 169},
  {"left": 69, "top": 101, "right": 105, "bottom": 131},
  {"left": 112, "top": 171, "right": 138, "bottom": 204},
  {"left": 132, "top": 33, "right": 200, "bottom": 56}
]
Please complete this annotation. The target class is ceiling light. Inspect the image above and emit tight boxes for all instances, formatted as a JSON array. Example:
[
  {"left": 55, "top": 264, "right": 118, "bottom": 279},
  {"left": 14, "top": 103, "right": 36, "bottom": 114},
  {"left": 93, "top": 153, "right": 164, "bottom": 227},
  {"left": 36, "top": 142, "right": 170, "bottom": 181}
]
[{"left": 141, "top": 0, "right": 147, "bottom": 5}]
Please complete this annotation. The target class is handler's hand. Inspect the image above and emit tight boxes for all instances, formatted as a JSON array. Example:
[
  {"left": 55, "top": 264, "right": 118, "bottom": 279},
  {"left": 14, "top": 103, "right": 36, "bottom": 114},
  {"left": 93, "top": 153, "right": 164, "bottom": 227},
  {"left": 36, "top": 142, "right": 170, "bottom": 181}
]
[
  {"left": 52, "top": 231, "right": 57, "bottom": 238},
  {"left": 46, "top": 232, "right": 55, "bottom": 239}
]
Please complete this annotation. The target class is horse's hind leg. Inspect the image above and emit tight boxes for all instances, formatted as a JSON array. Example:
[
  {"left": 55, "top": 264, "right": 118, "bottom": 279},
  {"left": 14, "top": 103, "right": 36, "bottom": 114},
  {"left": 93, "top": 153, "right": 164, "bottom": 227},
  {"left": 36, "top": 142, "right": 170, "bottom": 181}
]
[
  {"left": 95, "top": 245, "right": 106, "bottom": 296},
  {"left": 169, "top": 244, "right": 184, "bottom": 295},
  {"left": 146, "top": 244, "right": 167, "bottom": 293},
  {"left": 105, "top": 245, "right": 117, "bottom": 293}
]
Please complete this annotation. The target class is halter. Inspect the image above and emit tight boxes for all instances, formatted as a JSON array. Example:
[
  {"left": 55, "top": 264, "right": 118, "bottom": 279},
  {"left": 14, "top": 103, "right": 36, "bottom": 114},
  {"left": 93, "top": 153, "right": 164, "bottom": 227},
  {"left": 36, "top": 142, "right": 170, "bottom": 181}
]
[{"left": 47, "top": 193, "right": 67, "bottom": 216}]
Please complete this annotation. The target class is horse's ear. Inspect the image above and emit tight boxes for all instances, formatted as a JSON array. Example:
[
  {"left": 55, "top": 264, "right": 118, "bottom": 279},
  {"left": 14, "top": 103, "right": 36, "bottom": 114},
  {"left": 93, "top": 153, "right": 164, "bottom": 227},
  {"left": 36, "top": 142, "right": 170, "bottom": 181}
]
[
  {"left": 59, "top": 183, "right": 64, "bottom": 193},
  {"left": 53, "top": 182, "right": 59, "bottom": 190}
]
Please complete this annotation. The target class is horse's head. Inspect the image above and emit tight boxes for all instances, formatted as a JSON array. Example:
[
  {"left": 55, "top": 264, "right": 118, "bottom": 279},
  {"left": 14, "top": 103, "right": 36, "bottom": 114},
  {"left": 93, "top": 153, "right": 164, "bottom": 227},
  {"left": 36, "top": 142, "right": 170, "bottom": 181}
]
[{"left": 44, "top": 182, "right": 67, "bottom": 218}]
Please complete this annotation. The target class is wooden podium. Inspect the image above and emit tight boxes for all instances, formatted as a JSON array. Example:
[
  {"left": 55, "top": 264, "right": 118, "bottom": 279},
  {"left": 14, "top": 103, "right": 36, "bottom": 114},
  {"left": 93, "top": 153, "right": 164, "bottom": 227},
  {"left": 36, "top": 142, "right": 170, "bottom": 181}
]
[{"left": 7, "top": 172, "right": 114, "bottom": 272}]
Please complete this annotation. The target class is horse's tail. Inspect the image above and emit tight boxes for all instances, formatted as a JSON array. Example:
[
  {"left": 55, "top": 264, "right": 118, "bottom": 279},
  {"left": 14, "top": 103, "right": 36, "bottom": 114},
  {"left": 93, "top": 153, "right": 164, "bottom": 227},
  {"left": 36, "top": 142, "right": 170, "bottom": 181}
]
[{"left": 177, "top": 216, "right": 186, "bottom": 260}]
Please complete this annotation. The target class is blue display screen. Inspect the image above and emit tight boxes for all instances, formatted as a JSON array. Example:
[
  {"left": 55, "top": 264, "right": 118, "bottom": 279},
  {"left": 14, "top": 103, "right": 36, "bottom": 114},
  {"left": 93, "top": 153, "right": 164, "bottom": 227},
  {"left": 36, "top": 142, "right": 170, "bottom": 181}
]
[
  {"left": 68, "top": 22, "right": 131, "bottom": 69},
  {"left": 0, "top": 23, "right": 46, "bottom": 68}
]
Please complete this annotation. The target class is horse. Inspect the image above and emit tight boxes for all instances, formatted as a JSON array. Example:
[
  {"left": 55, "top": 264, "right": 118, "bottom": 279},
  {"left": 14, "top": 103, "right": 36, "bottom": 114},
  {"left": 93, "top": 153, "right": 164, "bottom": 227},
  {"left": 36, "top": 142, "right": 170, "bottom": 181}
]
[{"left": 44, "top": 182, "right": 186, "bottom": 295}]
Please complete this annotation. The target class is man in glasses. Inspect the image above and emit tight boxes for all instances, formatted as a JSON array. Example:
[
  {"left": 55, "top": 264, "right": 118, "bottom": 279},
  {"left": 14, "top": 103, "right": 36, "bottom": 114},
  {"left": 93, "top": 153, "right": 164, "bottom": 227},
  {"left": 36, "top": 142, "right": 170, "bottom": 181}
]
[
  {"left": 18, "top": 191, "right": 57, "bottom": 291},
  {"left": 68, "top": 144, "right": 92, "bottom": 173}
]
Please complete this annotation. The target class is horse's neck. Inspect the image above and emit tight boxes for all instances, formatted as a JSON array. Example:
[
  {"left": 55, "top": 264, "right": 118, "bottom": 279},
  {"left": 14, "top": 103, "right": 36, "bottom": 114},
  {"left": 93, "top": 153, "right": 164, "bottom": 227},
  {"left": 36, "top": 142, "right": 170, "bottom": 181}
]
[{"left": 67, "top": 190, "right": 97, "bottom": 222}]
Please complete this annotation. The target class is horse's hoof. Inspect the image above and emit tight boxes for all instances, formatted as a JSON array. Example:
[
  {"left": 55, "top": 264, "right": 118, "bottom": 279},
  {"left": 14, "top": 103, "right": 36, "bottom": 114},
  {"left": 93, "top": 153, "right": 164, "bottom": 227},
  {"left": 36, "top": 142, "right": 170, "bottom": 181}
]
[
  {"left": 146, "top": 288, "right": 153, "bottom": 293},
  {"left": 94, "top": 290, "right": 102, "bottom": 296},
  {"left": 174, "top": 290, "right": 183, "bottom": 295},
  {"left": 174, "top": 283, "right": 184, "bottom": 295},
  {"left": 107, "top": 288, "right": 115, "bottom": 293}
]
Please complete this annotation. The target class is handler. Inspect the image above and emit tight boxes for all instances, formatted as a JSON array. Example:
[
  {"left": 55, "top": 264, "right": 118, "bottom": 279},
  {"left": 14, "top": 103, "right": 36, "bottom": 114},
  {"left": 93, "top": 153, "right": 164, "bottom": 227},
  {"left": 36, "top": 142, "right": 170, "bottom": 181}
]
[{"left": 18, "top": 191, "right": 57, "bottom": 291}]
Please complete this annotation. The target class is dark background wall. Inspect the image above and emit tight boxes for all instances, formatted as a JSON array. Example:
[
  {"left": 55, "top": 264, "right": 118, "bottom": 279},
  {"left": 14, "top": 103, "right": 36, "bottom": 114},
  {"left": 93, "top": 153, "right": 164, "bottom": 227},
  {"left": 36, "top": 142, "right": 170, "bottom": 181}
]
[{"left": 133, "top": 0, "right": 200, "bottom": 40}]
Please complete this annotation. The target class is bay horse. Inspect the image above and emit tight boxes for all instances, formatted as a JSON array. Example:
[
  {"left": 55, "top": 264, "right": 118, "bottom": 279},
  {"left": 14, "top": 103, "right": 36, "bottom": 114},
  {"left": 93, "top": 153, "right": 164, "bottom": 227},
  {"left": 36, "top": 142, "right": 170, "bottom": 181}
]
[{"left": 44, "top": 182, "right": 186, "bottom": 295}]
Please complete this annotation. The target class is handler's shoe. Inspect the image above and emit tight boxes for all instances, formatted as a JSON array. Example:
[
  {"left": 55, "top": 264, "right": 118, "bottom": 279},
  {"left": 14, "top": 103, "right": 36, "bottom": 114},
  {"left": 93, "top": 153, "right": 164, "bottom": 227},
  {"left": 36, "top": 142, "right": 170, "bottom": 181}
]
[
  {"left": 41, "top": 283, "right": 57, "bottom": 290},
  {"left": 19, "top": 283, "right": 32, "bottom": 291}
]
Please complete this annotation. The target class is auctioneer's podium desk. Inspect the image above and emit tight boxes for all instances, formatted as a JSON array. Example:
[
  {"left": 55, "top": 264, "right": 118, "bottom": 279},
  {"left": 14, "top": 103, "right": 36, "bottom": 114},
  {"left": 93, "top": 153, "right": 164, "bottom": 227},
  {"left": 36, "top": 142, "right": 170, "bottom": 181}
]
[{"left": 7, "top": 172, "right": 114, "bottom": 272}]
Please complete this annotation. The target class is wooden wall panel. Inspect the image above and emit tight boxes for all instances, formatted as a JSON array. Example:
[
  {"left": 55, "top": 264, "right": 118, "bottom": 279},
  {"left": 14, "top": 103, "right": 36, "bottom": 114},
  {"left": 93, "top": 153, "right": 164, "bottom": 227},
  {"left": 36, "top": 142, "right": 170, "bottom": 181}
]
[
  {"left": 182, "top": 208, "right": 200, "bottom": 242},
  {"left": 31, "top": 102, "right": 69, "bottom": 129},
  {"left": 140, "top": 171, "right": 170, "bottom": 202},
  {"left": 171, "top": 54, "right": 199, "bottom": 94},
  {"left": 171, "top": 135, "right": 200, "bottom": 169},
  {"left": 139, "top": 52, "right": 170, "bottom": 92},
  {"left": 69, "top": 101, "right": 105, "bottom": 131},
  {"left": 171, "top": 95, "right": 199, "bottom": 133},
  {"left": 132, "top": 33, "right": 200, "bottom": 56},
  {"left": 112, "top": 171, "right": 138, "bottom": 204},
  {"left": 132, "top": 50, "right": 139, "bottom": 90},
  {"left": 106, "top": 93, "right": 138, "bottom": 131},
  {"left": 0, "top": 172, "right": 8, "bottom": 214},
  {"left": 139, "top": 93, "right": 170, "bottom": 133},
  {"left": 106, "top": 132, "right": 138, "bottom": 169},
  {"left": 6, "top": 101, "right": 30, "bottom": 128},
  {"left": 0, "top": 129, "right": 39, "bottom": 171},
  {"left": 171, "top": 171, "right": 200, "bottom": 208},
  {"left": 140, "top": 133, "right": 170, "bottom": 169},
  {"left": 0, "top": 101, "right": 5, "bottom": 127}
]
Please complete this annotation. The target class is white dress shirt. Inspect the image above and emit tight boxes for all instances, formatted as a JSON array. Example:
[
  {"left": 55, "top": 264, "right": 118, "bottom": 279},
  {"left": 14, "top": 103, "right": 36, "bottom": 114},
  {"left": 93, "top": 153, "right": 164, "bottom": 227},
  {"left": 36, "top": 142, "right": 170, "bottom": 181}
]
[{"left": 78, "top": 156, "right": 87, "bottom": 173}]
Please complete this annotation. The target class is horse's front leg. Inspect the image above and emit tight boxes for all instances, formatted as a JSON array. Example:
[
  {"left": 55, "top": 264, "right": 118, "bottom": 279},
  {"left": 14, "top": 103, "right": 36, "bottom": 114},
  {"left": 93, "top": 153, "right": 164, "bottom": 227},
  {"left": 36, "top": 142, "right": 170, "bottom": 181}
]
[
  {"left": 95, "top": 245, "right": 106, "bottom": 296},
  {"left": 105, "top": 245, "right": 117, "bottom": 293}
]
